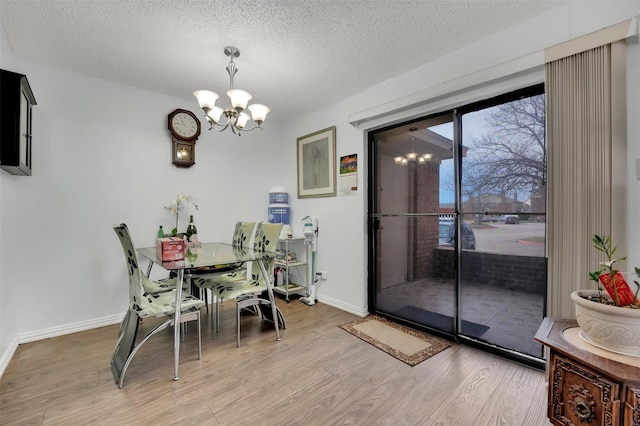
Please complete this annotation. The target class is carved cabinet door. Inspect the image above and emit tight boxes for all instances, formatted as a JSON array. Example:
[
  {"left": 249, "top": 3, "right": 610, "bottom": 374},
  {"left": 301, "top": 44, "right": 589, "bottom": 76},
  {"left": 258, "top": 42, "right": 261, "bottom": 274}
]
[
  {"left": 550, "top": 353, "right": 620, "bottom": 425},
  {"left": 623, "top": 387, "right": 640, "bottom": 426}
]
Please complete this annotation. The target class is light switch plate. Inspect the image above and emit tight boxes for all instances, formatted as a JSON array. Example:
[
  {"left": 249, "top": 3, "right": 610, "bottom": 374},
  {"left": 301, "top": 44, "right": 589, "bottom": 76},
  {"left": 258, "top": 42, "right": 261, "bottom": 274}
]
[{"left": 637, "top": 159, "right": 640, "bottom": 180}]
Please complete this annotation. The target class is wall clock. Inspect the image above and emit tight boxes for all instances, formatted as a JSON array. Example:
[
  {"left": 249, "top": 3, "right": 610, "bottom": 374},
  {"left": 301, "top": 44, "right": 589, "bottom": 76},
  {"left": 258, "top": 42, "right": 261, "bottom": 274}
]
[{"left": 168, "top": 109, "right": 200, "bottom": 168}]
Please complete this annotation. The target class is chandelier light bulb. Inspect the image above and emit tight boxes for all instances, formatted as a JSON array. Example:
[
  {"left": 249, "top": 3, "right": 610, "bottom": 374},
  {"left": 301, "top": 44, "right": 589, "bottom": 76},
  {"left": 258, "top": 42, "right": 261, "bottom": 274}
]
[
  {"left": 248, "top": 103, "right": 270, "bottom": 124},
  {"left": 227, "top": 89, "right": 252, "bottom": 111},
  {"left": 236, "top": 111, "right": 250, "bottom": 129},
  {"left": 193, "top": 90, "right": 219, "bottom": 110},
  {"left": 208, "top": 106, "right": 224, "bottom": 124}
]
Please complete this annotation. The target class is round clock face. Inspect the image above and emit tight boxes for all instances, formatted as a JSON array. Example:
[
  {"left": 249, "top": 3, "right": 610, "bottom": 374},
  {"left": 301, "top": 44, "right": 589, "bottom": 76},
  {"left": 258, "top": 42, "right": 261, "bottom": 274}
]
[{"left": 170, "top": 111, "right": 199, "bottom": 139}]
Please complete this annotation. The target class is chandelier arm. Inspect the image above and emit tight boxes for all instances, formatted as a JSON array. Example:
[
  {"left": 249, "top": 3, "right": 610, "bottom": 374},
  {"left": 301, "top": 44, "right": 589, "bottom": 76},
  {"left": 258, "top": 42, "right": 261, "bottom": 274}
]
[
  {"left": 204, "top": 113, "right": 230, "bottom": 127},
  {"left": 207, "top": 121, "right": 231, "bottom": 133},
  {"left": 236, "top": 124, "right": 264, "bottom": 132}
]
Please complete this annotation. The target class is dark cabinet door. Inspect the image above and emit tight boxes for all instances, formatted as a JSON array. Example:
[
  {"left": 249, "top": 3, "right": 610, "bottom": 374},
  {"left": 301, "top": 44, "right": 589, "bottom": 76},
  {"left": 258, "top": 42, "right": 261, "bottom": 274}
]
[{"left": 1, "top": 69, "right": 37, "bottom": 176}]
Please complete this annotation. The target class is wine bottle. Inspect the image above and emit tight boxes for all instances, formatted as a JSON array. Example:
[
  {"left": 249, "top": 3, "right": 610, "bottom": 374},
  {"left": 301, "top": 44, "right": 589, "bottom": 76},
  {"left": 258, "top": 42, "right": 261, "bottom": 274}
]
[
  {"left": 157, "top": 225, "right": 165, "bottom": 239},
  {"left": 185, "top": 215, "right": 198, "bottom": 241}
]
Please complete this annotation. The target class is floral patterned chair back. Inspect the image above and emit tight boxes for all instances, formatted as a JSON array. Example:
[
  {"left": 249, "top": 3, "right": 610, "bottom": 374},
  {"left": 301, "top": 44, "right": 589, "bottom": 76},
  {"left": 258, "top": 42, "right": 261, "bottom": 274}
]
[
  {"left": 113, "top": 223, "right": 150, "bottom": 314},
  {"left": 247, "top": 222, "right": 283, "bottom": 284},
  {"left": 232, "top": 221, "right": 256, "bottom": 249},
  {"left": 113, "top": 223, "right": 201, "bottom": 317}
]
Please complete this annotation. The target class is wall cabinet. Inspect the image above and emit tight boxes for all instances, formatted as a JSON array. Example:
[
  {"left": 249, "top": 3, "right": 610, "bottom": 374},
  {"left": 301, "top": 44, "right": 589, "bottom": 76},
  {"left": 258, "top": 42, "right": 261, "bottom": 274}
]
[
  {"left": 0, "top": 69, "right": 36, "bottom": 176},
  {"left": 273, "top": 237, "right": 308, "bottom": 302},
  {"left": 535, "top": 318, "right": 640, "bottom": 426}
]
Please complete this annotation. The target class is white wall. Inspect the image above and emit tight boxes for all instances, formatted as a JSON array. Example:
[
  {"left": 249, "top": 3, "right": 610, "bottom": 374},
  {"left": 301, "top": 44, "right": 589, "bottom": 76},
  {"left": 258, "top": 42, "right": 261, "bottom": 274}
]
[
  {"left": 284, "top": 1, "right": 640, "bottom": 316},
  {"left": 627, "top": 35, "right": 640, "bottom": 281},
  {"left": 0, "top": 19, "right": 286, "bottom": 354},
  {"left": 2, "top": 1, "right": 640, "bottom": 375},
  {"left": 0, "top": 21, "right": 20, "bottom": 374}
]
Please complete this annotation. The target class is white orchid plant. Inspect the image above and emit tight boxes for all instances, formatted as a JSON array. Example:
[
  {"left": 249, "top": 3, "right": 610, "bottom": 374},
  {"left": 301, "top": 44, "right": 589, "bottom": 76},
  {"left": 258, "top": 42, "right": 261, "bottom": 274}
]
[{"left": 164, "top": 193, "right": 199, "bottom": 235}]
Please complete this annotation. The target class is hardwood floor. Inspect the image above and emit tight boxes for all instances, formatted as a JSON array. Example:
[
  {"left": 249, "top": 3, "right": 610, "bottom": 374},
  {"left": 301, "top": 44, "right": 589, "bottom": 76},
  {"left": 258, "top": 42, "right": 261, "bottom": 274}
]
[{"left": 1, "top": 299, "right": 551, "bottom": 425}]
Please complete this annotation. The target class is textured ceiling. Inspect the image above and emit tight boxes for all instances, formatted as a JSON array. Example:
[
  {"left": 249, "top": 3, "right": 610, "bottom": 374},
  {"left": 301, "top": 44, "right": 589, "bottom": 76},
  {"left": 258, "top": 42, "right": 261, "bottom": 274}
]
[{"left": 0, "top": 0, "right": 570, "bottom": 124}]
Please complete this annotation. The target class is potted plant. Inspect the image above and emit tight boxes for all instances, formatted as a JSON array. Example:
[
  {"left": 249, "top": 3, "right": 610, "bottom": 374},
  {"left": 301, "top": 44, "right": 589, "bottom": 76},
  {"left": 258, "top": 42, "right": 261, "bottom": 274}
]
[
  {"left": 164, "top": 193, "right": 198, "bottom": 236},
  {"left": 570, "top": 234, "right": 640, "bottom": 356}
]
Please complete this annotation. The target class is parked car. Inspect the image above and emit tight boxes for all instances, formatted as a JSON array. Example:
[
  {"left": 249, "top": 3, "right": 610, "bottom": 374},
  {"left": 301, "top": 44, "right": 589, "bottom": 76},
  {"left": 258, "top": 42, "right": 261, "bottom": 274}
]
[
  {"left": 505, "top": 215, "right": 520, "bottom": 224},
  {"left": 438, "top": 221, "right": 476, "bottom": 250},
  {"left": 478, "top": 215, "right": 500, "bottom": 223},
  {"left": 498, "top": 214, "right": 520, "bottom": 224}
]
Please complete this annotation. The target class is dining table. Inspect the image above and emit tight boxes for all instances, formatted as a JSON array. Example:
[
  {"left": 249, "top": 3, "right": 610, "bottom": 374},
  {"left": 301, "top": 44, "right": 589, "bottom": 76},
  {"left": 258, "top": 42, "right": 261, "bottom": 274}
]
[{"left": 136, "top": 242, "right": 281, "bottom": 381}]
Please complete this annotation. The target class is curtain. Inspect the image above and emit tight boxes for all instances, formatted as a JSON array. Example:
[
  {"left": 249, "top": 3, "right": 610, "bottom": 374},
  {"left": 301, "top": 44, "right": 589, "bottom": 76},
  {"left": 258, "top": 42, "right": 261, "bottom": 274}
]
[{"left": 545, "top": 40, "right": 627, "bottom": 319}]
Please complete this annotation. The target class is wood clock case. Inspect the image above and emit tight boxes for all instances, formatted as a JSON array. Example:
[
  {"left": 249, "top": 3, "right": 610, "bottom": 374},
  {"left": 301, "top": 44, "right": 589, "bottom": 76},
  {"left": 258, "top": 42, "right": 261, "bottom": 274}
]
[
  {"left": 0, "top": 69, "right": 37, "bottom": 176},
  {"left": 168, "top": 108, "right": 201, "bottom": 168}
]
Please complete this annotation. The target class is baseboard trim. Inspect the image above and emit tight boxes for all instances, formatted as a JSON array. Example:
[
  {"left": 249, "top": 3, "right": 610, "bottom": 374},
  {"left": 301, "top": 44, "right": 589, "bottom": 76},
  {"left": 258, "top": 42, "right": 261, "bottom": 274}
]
[
  {"left": 17, "top": 313, "right": 125, "bottom": 344},
  {"left": 0, "top": 337, "right": 19, "bottom": 379},
  {"left": 317, "top": 295, "right": 367, "bottom": 317}
]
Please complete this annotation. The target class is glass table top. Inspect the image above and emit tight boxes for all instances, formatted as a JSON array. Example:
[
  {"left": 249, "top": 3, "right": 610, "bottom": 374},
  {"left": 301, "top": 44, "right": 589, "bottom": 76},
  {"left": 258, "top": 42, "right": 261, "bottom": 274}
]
[{"left": 137, "top": 242, "right": 270, "bottom": 270}]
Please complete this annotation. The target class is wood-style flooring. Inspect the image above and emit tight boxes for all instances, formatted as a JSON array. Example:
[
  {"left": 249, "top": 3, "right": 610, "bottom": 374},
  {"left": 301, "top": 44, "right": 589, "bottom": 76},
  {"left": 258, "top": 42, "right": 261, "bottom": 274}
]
[{"left": 1, "top": 298, "right": 551, "bottom": 425}]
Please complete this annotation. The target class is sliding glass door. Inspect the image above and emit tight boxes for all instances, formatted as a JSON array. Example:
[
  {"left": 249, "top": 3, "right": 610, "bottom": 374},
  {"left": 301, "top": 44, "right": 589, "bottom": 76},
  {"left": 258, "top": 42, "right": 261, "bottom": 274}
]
[
  {"left": 371, "top": 115, "right": 457, "bottom": 334},
  {"left": 369, "top": 85, "right": 547, "bottom": 365}
]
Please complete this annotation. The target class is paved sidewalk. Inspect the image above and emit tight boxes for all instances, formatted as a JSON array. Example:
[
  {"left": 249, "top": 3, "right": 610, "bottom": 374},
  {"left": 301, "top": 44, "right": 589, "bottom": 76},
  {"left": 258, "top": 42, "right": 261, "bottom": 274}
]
[{"left": 377, "top": 278, "right": 545, "bottom": 358}]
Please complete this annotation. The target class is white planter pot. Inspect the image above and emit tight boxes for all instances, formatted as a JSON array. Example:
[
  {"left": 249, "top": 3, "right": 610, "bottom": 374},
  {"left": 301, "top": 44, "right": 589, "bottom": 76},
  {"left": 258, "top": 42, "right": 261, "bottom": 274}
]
[{"left": 571, "top": 289, "right": 640, "bottom": 357}]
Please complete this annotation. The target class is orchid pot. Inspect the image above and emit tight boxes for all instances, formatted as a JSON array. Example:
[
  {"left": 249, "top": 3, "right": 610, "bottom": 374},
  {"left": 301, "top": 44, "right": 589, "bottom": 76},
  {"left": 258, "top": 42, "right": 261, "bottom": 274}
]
[
  {"left": 571, "top": 235, "right": 640, "bottom": 357},
  {"left": 571, "top": 289, "right": 640, "bottom": 356}
]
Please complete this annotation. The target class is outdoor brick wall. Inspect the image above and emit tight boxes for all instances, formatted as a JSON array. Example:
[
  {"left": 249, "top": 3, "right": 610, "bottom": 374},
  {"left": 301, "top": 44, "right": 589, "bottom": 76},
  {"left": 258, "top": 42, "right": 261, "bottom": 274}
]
[
  {"left": 432, "top": 247, "right": 546, "bottom": 295},
  {"left": 414, "top": 164, "right": 440, "bottom": 280}
]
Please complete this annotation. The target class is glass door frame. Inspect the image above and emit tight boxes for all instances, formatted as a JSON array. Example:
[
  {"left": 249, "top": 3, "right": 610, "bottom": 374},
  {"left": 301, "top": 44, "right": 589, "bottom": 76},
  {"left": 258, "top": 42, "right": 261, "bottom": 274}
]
[{"left": 367, "top": 84, "right": 546, "bottom": 370}]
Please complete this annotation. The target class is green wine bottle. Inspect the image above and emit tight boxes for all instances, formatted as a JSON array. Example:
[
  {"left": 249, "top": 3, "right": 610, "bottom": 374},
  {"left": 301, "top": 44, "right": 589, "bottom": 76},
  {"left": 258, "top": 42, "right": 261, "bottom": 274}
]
[
  {"left": 185, "top": 215, "right": 197, "bottom": 241},
  {"left": 157, "top": 225, "right": 165, "bottom": 238}
]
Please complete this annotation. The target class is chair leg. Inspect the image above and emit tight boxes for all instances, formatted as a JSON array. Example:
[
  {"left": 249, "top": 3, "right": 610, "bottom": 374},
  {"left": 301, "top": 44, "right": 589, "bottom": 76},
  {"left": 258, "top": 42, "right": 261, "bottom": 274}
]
[
  {"left": 215, "top": 298, "right": 222, "bottom": 333},
  {"left": 235, "top": 298, "right": 286, "bottom": 347},
  {"left": 211, "top": 294, "right": 217, "bottom": 331},
  {"left": 117, "top": 310, "right": 201, "bottom": 389},
  {"left": 197, "top": 310, "right": 202, "bottom": 360},
  {"left": 236, "top": 302, "right": 241, "bottom": 348},
  {"left": 118, "top": 317, "right": 173, "bottom": 388}
]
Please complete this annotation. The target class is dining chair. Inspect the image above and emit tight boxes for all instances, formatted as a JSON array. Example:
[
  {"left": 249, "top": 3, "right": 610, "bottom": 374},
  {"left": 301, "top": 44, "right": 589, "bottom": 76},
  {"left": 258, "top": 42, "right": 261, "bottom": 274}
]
[
  {"left": 192, "top": 220, "right": 256, "bottom": 327},
  {"left": 195, "top": 221, "right": 286, "bottom": 347},
  {"left": 111, "top": 223, "right": 205, "bottom": 388}
]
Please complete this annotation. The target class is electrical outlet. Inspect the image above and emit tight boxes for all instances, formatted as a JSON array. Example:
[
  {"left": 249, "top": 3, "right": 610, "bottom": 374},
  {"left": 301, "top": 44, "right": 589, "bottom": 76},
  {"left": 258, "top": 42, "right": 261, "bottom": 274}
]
[{"left": 318, "top": 271, "right": 327, "bottom": 279}]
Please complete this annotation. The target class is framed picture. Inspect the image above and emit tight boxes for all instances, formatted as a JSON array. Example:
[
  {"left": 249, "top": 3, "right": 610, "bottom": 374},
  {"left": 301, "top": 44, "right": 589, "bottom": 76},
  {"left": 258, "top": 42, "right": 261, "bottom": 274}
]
[{"left": 297, "top": 126, "right": 336, "bottom": 198}]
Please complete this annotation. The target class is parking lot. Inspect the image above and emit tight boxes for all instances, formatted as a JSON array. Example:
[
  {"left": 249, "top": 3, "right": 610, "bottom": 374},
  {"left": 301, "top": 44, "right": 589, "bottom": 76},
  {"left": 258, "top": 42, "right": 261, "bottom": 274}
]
[{"left": 469, "top": 221, "right": 545, "bottom": 257}]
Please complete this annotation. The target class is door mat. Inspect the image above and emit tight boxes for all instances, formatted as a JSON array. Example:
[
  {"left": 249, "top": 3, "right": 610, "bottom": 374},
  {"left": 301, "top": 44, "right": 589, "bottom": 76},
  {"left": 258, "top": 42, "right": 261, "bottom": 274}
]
[
  {"left": 395, "top": 305, "right": 490, "bottom": 337},
  {"left": 338, "top": 315, "right": 450, "bottom": 366}
]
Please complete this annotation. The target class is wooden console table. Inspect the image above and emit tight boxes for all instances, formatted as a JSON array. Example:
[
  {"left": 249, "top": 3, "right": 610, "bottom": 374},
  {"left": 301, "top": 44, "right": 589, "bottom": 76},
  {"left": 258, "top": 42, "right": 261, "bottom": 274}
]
[{"left": 535, "top": 318, "right": 640, "bottom": 426}]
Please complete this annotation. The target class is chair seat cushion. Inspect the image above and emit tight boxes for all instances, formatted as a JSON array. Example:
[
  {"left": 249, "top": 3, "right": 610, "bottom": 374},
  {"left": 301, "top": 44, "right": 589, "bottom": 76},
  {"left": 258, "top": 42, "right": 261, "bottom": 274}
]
[
  {"left": 134, "top": 290, "right": 205, "bottom": 318},
  {"left": 142, "top": 277, "right": 188, "bottom": 295},
  {"left": 209, "top": 280, "right": 267, "bottom": 302},
  {"left": 192, "top": 270, "right": 248, "bottom": 289}
]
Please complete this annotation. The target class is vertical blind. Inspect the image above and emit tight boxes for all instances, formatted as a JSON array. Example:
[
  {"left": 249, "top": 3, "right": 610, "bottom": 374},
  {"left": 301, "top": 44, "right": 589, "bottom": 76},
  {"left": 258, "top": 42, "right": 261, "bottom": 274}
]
[{"left": 545, "top": 39, "right": 627, "bottom": 319}]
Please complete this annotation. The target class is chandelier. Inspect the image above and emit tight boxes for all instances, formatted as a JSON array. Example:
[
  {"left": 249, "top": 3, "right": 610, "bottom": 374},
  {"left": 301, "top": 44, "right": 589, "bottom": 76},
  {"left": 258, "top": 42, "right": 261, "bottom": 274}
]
[
  {"left": 194, "top": 46, "right": 270, "bottom": 136},
  {"left": 393, "top": 127, "right": 433, "bottom": 167}
]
